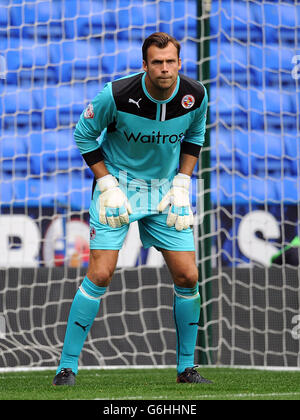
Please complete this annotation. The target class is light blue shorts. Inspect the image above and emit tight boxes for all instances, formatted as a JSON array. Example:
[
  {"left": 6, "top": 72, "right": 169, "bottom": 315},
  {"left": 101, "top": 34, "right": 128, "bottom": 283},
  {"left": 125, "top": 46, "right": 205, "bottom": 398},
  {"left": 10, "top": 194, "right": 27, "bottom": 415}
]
[{"left": 89, "top": 183, "right": 195, "bottom": 252}]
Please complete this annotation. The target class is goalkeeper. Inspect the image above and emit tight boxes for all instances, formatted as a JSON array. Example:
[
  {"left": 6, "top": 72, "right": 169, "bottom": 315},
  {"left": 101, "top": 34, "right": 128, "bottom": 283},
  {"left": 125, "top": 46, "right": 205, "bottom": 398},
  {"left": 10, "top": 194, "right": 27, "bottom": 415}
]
[{"left": 53, "top": 32, "right": 211, "bottom": 386}]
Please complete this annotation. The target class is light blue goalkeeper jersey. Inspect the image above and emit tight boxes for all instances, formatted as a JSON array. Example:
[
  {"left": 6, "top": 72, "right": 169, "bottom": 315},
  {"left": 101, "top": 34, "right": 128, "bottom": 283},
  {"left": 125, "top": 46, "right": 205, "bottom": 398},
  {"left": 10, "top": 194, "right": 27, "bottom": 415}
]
[{"left": 74, "top": 72, "right": 207, "bottom": 183}]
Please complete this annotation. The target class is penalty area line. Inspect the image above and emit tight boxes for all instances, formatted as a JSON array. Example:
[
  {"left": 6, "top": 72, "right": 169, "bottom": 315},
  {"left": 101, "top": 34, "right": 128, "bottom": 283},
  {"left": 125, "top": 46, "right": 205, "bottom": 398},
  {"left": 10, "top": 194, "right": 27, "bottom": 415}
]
[{"left": 190, "top": 391, "right": 300, "bottom": 399}]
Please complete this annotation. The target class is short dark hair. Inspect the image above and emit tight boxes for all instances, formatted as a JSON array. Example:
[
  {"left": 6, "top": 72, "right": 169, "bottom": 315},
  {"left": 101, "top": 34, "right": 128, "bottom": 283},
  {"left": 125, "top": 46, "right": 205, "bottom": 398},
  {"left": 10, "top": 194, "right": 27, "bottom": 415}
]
[{"left": 142, "top": 32, "right": 181, "bottom": 62}]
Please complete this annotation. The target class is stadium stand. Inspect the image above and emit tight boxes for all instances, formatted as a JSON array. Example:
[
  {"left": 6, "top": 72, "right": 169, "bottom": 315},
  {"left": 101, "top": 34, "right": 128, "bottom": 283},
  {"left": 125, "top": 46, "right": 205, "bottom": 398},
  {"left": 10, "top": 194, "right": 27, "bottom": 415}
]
[{"left": 0, "top": 0, "right": 298, "bottom": 209}]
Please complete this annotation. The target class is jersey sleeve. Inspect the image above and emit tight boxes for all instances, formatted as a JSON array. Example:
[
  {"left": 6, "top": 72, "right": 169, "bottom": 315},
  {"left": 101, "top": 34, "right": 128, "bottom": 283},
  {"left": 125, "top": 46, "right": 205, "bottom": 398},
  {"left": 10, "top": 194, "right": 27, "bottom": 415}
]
[
  {"left": 182, "top": 84, "right": 208, "bottom": 147},
  {"left": 74, "top": 82, "right": 116, "bottom": 162}
]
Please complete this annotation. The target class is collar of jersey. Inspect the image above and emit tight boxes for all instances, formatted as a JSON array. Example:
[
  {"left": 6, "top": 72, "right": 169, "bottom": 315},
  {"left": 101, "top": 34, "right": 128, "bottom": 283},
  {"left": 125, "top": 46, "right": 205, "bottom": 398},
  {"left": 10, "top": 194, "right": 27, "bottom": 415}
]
[{"left": 142, "top": 72, "right": 180, "bottom": 104}]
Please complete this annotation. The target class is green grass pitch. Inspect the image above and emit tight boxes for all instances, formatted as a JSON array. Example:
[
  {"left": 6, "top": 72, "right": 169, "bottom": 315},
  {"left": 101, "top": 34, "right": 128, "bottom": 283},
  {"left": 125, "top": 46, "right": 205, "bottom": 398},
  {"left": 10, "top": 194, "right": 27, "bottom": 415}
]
[{"left": 1, "top": 367, "right": 300, "bottom": 400}]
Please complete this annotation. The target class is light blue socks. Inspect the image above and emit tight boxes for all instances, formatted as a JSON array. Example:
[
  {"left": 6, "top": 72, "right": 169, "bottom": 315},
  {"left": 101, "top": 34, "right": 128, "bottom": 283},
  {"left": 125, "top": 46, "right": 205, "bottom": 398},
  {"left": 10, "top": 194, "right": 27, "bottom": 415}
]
[
  {"left": 57, "top": 278, "right": 200, "bottom": 375},
  {"left": 173, "top": 284, "right": 201, "bottom": 374},
  {"left": 56, "top": 276, "right": 106, "bottom": 375}
]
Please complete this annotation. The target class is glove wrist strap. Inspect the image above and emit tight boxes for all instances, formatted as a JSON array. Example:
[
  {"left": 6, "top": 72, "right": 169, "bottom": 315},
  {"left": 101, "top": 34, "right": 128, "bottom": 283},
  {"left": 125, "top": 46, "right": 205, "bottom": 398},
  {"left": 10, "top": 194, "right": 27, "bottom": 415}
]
[
  {"left": 177, "top": 172, "right": 191, "bottom": 179},
  {"left": 97, "top": 174, "right": 119, "bottom": 192},
  {"left": 173, "top": 173, "right": 191, "bottom": 190}
]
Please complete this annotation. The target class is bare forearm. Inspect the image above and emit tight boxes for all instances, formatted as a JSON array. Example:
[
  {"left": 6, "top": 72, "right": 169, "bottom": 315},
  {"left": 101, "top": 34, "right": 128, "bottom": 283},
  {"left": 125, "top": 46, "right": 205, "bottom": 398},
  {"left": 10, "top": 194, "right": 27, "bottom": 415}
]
[
  {"left": 88, "top": 151, "right": 199, "bottom": 180},
  {"left": 90, "top": 160, "right": 110, "bottom": 179},
  {"left": 179, "top": 153, "right": 199, "bottom": 177}
]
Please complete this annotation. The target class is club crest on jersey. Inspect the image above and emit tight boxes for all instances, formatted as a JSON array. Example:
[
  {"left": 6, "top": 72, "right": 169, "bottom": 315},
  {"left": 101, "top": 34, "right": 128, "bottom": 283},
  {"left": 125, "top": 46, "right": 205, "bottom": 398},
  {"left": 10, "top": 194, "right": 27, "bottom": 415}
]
[
  {"left": 181, "top": 94, "right": 195, "bottom": 109},
  {"left": 84, "top": 103, "right": 94, "bottom": 119},
  {"left": 90, "top": 226, "right": 96, "bottom": 240}
]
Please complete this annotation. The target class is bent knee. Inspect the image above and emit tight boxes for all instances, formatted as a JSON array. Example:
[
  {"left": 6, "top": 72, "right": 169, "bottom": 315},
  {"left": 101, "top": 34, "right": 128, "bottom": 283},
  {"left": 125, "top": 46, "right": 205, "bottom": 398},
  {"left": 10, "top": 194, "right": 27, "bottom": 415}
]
[
  {"left": 87, "top": 250, "right": 118, "bottom": 287},
  {"left": 173, "top": 267, "right": 199, "bottom": 289},
  {"left": 86, "top": 266, "right": 114, "bottom": 287}
]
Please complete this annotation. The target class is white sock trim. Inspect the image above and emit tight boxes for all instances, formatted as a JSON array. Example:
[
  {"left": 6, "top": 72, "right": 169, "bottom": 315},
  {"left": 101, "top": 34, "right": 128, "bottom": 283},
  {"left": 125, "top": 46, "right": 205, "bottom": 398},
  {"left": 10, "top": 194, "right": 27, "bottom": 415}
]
[
  {"left": 174, "top": 290, "right": 200, "bottom": 300},
  {"left": 79, "top": 285, "right": 103, "bottom": 300}
]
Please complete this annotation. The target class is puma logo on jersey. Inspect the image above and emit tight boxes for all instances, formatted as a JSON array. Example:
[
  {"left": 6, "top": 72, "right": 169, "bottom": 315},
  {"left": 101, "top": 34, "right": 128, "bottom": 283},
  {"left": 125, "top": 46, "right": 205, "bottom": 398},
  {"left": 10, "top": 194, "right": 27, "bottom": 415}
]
[{"left": 128, "top": 98, "right": 142, "bottom": 109}]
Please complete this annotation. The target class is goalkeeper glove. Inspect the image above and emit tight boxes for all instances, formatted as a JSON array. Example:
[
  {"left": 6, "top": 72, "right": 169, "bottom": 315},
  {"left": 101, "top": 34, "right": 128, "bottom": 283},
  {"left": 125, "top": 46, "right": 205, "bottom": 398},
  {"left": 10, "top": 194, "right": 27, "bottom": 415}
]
[
  {"left": 97, "top": 174, "right": 132, "bottom": 228},
  {"left": 157, "top": 173, "right": 194, "bottom": 231}
]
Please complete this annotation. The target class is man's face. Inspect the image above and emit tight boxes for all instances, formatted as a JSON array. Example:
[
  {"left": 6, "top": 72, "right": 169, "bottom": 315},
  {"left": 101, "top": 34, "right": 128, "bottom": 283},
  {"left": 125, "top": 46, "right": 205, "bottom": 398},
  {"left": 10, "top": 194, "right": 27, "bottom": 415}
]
[{"left": 143, "top": 42, "right": 182, "bottom": 94}]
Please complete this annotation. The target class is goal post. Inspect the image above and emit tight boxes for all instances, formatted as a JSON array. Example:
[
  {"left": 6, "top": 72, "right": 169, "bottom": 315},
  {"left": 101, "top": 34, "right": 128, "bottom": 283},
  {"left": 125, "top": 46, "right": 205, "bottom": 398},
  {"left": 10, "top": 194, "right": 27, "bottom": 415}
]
[
  {"left": 196, "top": 0, "right": 213, "bottom": 366},
  {"left": 207, "top": 0, "right": 300, "bottom": 367}
]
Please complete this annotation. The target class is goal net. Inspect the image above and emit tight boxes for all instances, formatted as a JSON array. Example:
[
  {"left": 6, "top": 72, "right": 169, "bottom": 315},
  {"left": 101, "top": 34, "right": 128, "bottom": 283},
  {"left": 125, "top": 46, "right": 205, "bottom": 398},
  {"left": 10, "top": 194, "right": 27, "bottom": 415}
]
[{"left": 0, "top": 0, "right": 299, "bottom": 370}]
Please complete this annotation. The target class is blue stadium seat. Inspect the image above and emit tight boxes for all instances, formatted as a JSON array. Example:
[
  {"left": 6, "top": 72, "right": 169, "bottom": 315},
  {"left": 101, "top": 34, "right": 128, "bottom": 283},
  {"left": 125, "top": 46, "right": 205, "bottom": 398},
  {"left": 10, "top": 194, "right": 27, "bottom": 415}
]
[
  {"left": 28, "top": 132, "right": 45, "bottom": 174},
  {"left": 128, "top": 46, "right": 143, "bottom": 72},
  {"left": 57, "top": 106, "right": 84, "bottom": 128},
  {"left": 29, "top": 130, "right": 82, "bottom": 175},
  {"left": 6, "top": 48, "right": 21, "bottom": 71},
  {"left": 210, "top": 42, "right": 248, "bottom": 85},
  {"left": 100, "top": 34, "right": 118, "bottom": 55},
  {"left": 3, "top": 86, "right": 33, "bottom": 114},
  {"left": 101, "top": 40, "right": 130, "bottom": 74},
  {"left": 159, "top": 1, "right": 197, "bottom": 40},
  {"left": 74, "top": 56, "right": 100, "bottom": 81},
  {"left": 5, "top": 40, "right": 48, "bottom": 74},
  {"left": 276, "top": 178, "right": 300, "bottom": 204},
  {"left": 252, "top": 2, "right": 300, "bottom": 45},
  {"left": 237, "top": 88, "right": 295, "bottom": 131},
  {"left": 2, "top": 86, "right": 42, "bottom": 132},
  {"left": 34, "top": 66, "right": 58, "bottom": 86},
  {"left": 210, "top": 129, "right": 243, "bottom": 173},
  {"left": 63, "top": 1, "right": 104, "bottom": 38},
  {"left": 210, "top": 85, "right": 248, "bottom": 129},
  {"left": 11, "top": 0, "right": 62, "bottom": 26},
  {"left": 14, "top": 177, "right": 68, "bottom": 207},
  {"left": 61, "top": 0, "right": 99, "bottom": 19},
  {"left": 50, "top": 40, "right": 100, "bottom": 83},
  {"left": 219, "top": 173, "right": 278, "bottom": 205},
  {"left": 264, "top": 91, "right": 295, "bottom": 130},
  {"left": 18, "top": 68, "right": 47, "bottom": 87},
  {"left": 23, "top": 3, "right": 39, "bottom": 24},
  {"left": 212, "top": 1, "right": 261, "bottom": 43},
  {"left": 211, "top": 130, "right": 284, "bottom": 178},
  {"left": 37, "top": 86, "right": 57, "bottom": 129},
  {"left": 85, "top": 80, "right": 104, "bottom": 101},
  {"left": 130, "top": 2, "right": 157, "bottom": 27},
  {"left": 210, "top": 172, "right": 221, "bottom": 204},
  {"left": 9, "top": 4, "right": 22, "bottom": 26},
  {"left": 250, "top": 44, "right": 297, "bottom": 87},
  {"left": 180, "top": 41, "right": 197, "bottom": 79},
  {"left": 159, "top": 19, "right": 196, "bottom": 42},
  {"left": 40, "top": 84, "right": 86, "bottom": 129},
  {"left": 0, "top": 29, "right": 7, "bottom": 51},
  {"left": 284, "top": 135, "right": 299, "bottom": 176},
  {"left": 90, "top": 1, "right": 106, "bottom": 33},
  {"left": 219, "top": 0, "right": 262, "bottom": 42},
  {"left": 35, "top": 21, "right": 63, "bottom": 41},
  {"left": 45, "top": 130, "right": 82, "bottom": 172},
  {"left": 0, "top": 6, "right": 8, "bottom": 28},
  {"left": 37, "top": 0, "right": 62, "bottom": 22},
  {"left": 0, "top": 180, "right": 13, "bottom": 205},
  {"left": 235, "top": 131, "right": 283, "bottom": 176},
  {"left": 55, "top": 172, "right": 93, "bottom": 211},
  {"left": 14, "top": 178, "right": 41, "bottom": 206},
  {"left": 0, "top": 133, "right": 29, "bottom": 175},
  {"left": 50, "top": 40, "right": 77, "bottom": 63},
  {"left": 278, "top": 4, "right": 300, "bottom": 45}
]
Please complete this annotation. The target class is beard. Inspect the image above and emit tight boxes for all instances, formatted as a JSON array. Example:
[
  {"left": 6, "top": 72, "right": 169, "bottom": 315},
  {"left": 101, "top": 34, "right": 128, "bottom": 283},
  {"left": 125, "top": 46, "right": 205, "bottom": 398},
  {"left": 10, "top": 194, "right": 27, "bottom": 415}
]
[{"left": 149, "top": 75, "right": 178, "bottom": 94}]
